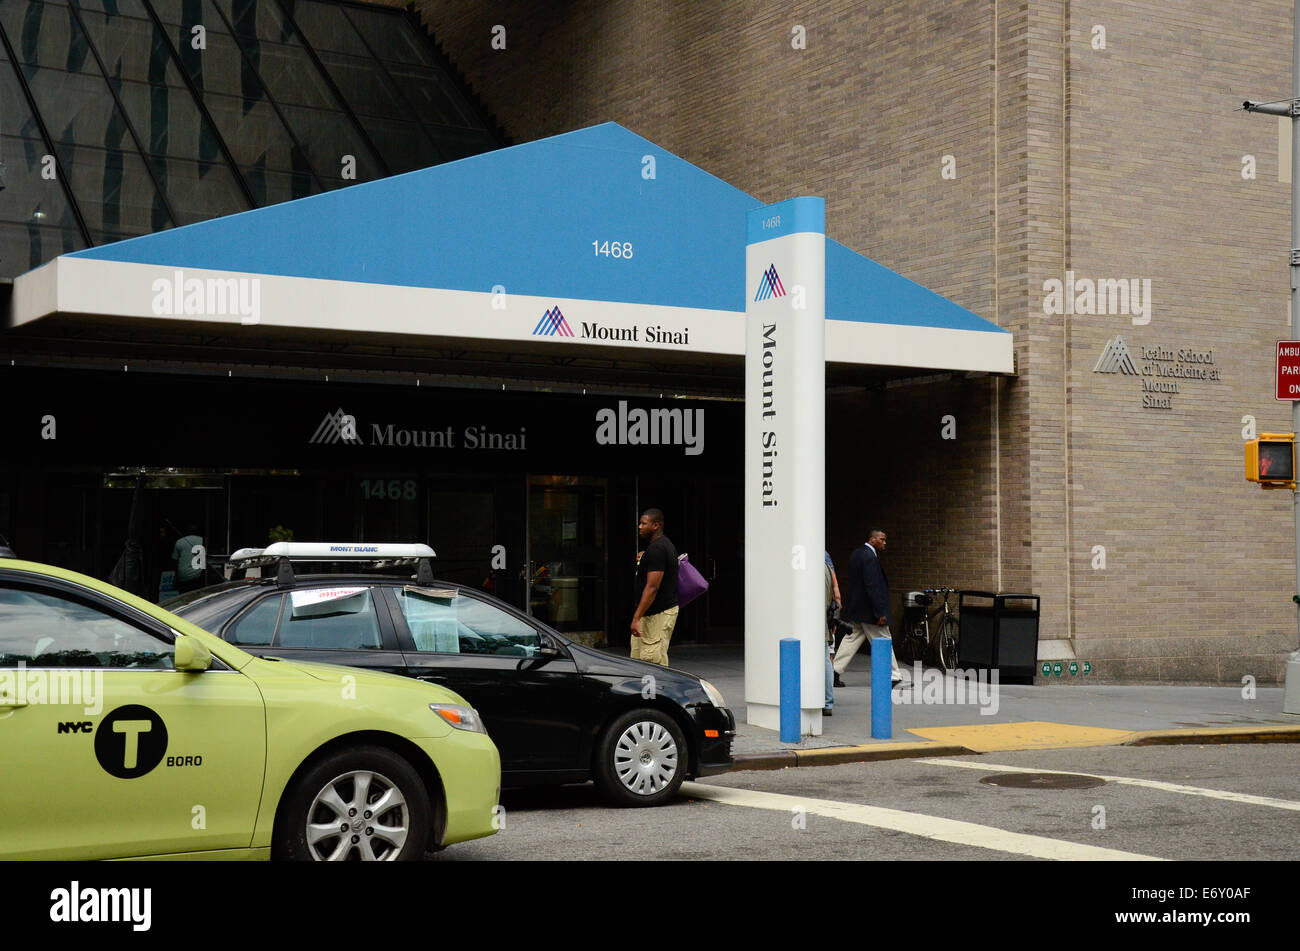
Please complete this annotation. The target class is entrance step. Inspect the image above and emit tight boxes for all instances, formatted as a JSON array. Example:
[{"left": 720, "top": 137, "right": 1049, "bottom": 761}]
[{"left": 1036, "top": 639, "right": 1076, "bottom": 661}]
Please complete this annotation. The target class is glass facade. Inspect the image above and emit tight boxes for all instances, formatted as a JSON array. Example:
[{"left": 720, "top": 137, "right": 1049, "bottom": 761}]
[{"left": 0, "top": 0, "right": 503, "bottom": 278}]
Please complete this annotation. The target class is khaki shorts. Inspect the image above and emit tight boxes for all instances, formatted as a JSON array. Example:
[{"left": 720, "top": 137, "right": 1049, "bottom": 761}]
[{"left": 632, "top": 606, "right": 679, "bottom": 666}]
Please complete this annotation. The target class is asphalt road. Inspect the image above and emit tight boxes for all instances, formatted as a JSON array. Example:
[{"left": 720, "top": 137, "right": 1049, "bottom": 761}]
[{"left": 430, "top": 744, "right": 1300, "bottom": 861}]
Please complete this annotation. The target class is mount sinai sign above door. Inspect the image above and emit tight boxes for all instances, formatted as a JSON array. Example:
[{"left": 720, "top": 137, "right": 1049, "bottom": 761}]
[
  {"left": 308, "top": 409, "right": 527, "bottom": 450},
  {"left": 307, "top": 401, "right": 706, "bottom": 456}
]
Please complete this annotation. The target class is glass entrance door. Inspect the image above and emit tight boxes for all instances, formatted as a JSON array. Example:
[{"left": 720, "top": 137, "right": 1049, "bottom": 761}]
[{"left": 526, "top": 477, "right": 606, "bottom": 646}]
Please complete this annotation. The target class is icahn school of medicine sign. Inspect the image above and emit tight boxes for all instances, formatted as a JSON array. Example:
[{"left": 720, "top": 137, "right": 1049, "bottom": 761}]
[{"left": 1093, "top": 335, "right": 1222, "bottom": 410}]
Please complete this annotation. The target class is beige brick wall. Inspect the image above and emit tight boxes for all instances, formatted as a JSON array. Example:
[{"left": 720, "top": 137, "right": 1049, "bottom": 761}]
[
  {"left": 381, "top": 0, "right": 1298, "bottom": 681},
  {"left": 1064, "top": 0, "right": 1294, "bottom": 682}
]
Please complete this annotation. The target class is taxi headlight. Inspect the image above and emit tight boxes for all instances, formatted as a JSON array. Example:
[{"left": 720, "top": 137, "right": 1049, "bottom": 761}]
[
  {"left": 429, "top": 703, "right": 487, "bottom": 734},
  {"left": 699, "top": 679, "right": 727, "bottom": 709}
]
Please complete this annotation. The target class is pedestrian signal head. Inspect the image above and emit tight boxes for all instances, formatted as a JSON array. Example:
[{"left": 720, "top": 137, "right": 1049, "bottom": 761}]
[{"left": 1245, "top": 433, "right": 1296, "bottom": 487}]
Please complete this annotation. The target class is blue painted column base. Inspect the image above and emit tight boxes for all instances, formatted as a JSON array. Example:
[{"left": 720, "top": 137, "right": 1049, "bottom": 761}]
[
  {"left": 780, "top": 637, "right": 800, "bottom": 743},
  {"left": 871, "top": 636, "right": 892, "bottom": 739}
]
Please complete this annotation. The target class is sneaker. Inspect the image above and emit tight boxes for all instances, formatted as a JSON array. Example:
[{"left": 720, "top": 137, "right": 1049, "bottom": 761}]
[{"left": 822, "top": 707, "right": 833, "bottom": 716}]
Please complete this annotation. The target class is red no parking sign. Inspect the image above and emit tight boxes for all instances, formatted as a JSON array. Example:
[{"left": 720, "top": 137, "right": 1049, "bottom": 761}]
[{"left": 1278, "top": 340, "right": 1300, "bottom": 400}]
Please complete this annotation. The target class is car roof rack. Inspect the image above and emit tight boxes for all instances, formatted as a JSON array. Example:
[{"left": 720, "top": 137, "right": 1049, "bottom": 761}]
[{"left": 227, "top": 542, "right": 437, "bottom": 587}]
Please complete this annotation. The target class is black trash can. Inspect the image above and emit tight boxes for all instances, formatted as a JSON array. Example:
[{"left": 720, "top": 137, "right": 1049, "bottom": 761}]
[
  {"left": 957, "top": 591, "right": 997, "bottom": 669},
  {"left": 958, "top": 591, "right": 1041, "bottom": 684}
]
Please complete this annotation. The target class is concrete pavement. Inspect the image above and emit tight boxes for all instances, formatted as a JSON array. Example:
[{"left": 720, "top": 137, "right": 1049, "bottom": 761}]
[
  {"left": 655, "top": 645, "right": 1300, "bottom": 769},
  {"left": 435, "top": 744, "right": 1300, "bottom": 861}
]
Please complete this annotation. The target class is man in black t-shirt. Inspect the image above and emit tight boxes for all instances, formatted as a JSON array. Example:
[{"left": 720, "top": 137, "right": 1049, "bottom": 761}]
[{"left": 631, "top": 508, "right": 679, "bottom": 666}]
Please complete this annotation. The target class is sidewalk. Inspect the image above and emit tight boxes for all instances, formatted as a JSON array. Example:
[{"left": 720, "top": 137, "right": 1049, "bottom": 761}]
[{"left": 663, "top": 645, "right": 1300, "bottom": 770}]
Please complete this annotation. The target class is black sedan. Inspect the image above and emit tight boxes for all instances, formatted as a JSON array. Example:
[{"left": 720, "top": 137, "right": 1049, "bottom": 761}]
[{"left": 167, "top": 574, "right": 735, "bottom": 806}]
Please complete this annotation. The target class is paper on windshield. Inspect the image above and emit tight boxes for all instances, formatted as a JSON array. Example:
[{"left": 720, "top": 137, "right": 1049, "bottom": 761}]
[{"left": 290, "top": 587, "right": 369, "bottom": 617}]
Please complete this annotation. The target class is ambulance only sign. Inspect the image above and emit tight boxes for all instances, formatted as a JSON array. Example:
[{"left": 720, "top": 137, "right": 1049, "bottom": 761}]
[{"left": 1277, "top": 340, "right": 1300, "bottom": 401}]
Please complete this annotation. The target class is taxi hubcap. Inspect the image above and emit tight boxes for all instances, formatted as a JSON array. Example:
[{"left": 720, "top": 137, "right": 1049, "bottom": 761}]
[
  {"left": 305, "top": 769, "right": 409, "bottom": 861},
  {"left": 614, "top": 721, "right": 678, "bottom": 795}
]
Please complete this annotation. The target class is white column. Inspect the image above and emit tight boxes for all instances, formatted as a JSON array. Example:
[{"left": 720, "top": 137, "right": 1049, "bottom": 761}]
[{"left": 744, "top": 197, "right": 826, "bottom": 735}]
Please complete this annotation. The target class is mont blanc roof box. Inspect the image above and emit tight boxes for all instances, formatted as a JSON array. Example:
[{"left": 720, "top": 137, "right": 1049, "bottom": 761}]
[{"left": 228, "top": 542, "right": 437, "bottom": 586}]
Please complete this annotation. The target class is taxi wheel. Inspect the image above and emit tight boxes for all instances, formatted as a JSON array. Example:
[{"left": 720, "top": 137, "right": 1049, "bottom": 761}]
[
  {"left": 594, "top": 709, "right": 687, "bottom": 807},
  {"left": 274, "top": 746, "right": 432, "bottom": 861}
]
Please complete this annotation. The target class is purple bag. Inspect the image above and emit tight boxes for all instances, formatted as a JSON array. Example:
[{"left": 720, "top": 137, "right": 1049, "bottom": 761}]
[{"left": 676, "top": 553, "right": 709, "bottom": 607}]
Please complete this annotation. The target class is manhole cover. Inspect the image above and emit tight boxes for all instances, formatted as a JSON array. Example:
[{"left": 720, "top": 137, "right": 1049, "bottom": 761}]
[{"left": 979, "top": 772, "right": 1107, "bottom": 789}]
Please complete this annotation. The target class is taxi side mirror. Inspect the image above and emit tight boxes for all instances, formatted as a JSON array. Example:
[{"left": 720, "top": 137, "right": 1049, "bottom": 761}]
[{"left": 174, "top": 633, "right": 213, "bottom": 672}]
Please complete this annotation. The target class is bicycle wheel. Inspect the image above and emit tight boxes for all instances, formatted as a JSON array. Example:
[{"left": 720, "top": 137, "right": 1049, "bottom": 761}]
[
  {"left": 936, "top": 615, "right": 960, "bottom": 671},
  {"left": 894, "top": 620, "right": 914, "bottom": 665},
  {"left": 911, "top": 619, "right": 930, "bottom": 666}
]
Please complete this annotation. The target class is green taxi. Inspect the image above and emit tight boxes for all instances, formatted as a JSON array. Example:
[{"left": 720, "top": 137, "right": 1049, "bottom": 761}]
[{"left": 0, "top": 559, "right": 501, "bottom": 860}]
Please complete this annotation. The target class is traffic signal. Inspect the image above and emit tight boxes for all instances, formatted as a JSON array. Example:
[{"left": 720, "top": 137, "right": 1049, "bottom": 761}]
[{"left": 1246, "top": 432, "right": 1296, "bottom": 488}]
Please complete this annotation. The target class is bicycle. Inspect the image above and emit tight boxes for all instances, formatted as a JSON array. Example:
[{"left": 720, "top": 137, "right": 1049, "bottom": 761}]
[{"left": 899, "top": 587, "right": 961, "bottom": 671}]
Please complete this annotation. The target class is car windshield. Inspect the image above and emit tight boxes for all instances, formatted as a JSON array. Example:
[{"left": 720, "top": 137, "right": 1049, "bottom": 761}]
[
  {"left": 395, "top": 586, "right": 544, "bottom": 656},
  {"left": 162, "top": 580, "right": 254, "bottom": 612},
  {"left": 167, "top": 584, "right": 262, "bottom": 632}
]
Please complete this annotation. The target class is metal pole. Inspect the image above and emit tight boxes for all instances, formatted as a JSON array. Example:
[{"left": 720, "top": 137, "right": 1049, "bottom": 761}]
[
  {"left": 1289, "top": 0, "right": 1300, "bottom": 713},
  {"left": 1292, "top": 0, "right": 1300, "bottom": 657},
  {"left": 1243, "top": 5, "right": 1300, "bottom": 711}
]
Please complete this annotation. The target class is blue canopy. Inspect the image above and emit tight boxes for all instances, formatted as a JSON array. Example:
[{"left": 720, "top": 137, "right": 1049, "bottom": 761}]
[{"left": 70, "top": 122, "right": 1007, "bottom": 337}]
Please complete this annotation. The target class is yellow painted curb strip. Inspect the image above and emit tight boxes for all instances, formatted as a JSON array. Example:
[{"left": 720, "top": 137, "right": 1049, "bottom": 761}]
[{"left": 906, "top": 721, "right": 1135, "bottom": 753}]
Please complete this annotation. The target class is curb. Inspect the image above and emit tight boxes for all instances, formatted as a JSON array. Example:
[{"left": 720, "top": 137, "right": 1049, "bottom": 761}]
[
  {"left": 730, "top": 724, "right": 1300, "bottom": 772},
  {"left": 1122, "top": 725, "right": 1300, "bottom": 746},
  {"left": 731, "top": 742, "right": 973, "bottom": 771}
]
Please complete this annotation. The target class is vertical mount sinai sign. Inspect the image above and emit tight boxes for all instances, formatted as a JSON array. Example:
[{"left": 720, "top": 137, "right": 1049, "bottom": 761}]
[{"left": 744, "top": 197, "right": 826, "bottom": 735}]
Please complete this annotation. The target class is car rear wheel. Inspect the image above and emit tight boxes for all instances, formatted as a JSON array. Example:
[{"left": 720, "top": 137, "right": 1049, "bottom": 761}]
[
  {"left": 594, "top": 709, "right": 687, "bottom": 807},
  {"left": 274, "top": 745, "right": 433, "bottom": 861}
]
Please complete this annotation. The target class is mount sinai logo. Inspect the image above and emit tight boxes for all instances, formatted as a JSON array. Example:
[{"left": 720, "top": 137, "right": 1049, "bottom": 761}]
[
  {"left": 532, "top": 306, "right": 574, "bottom": 337},
  {"left": 310, "top": 408, "right": 361, "bottom": 444},
  {"left": 753, "top": 264, "right": 786, "bottom": 302},
  {"left": 1092, "top": 336, "right": 1138, "bottom": 375}
]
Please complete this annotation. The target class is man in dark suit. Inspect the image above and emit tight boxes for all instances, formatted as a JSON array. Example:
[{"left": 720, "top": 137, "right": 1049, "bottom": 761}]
[{"left": 832, "top": 528, "right": 903, "bottom": 685}]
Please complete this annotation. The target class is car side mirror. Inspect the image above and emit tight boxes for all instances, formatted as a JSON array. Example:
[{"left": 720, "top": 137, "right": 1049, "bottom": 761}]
[{"left": 174, "top": 633, "right": 213, "bottom": 672}]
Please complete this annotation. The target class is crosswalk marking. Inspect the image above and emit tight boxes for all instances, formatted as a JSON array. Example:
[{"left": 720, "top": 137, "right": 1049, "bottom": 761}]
[
  {"left": 682, "top": 782, "right": 1164, "bottom": 861},
  {"left": 917, "top": 758, "right": 1300, "bottom": 812}
]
